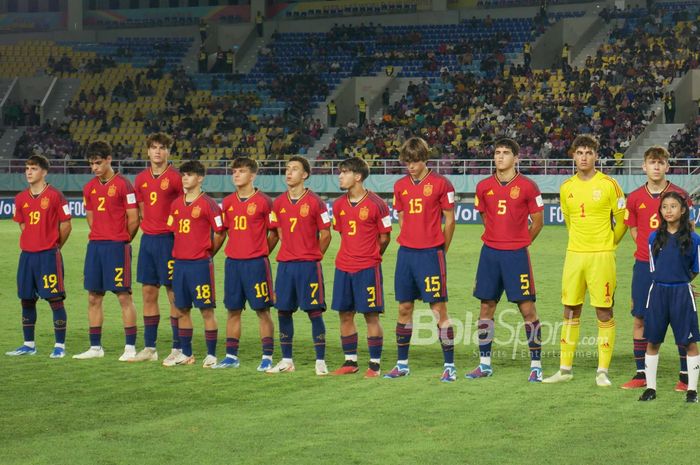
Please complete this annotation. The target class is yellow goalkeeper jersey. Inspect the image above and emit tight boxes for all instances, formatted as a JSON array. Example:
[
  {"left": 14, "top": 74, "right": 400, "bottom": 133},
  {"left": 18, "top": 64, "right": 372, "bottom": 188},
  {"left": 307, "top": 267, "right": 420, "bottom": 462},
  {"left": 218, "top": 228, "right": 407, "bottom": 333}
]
[{"left": 560, "top": 171, "right": 626, "bottom": 252}]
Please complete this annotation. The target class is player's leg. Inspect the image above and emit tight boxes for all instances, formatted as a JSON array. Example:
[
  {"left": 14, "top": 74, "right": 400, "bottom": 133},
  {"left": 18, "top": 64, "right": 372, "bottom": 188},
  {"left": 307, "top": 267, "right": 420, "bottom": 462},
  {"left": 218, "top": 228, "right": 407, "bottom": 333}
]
[
  {"left": 217, "top": 257, "right": 244, "bottom": 368},
  {"left": 133, "top": 235, "right": 161, "bottom": 361},
  {"left": 73, "top": 291, "right": 106, "bottom": 359},
  {"left": 174, "top": 308, "right": 196, "bottom": 366},
  {"left": 48, "top": 298, "right": 67, "bottom": 358},
  {"left": 518, "top": 301, "right": 542, "bottom": 382},
  {"left": 331, "top": 267, "right": 358, "bottom": 375},
  {"left": 8, "top": 252, "right": 39, "bottom": 356},
  {"left": 41, "top": 248, "right": 68, "bottom": 358},
  {"left": 639, "top": 341, "right": 662, "bottom": 402},
  {"left": 364, "top": 312, "right": 383, "bottom": 377},
  {"left": 685, "top": 342, "right": 699, "bottom": 403},
  {"left": 431, "top": 301, "right": 457, "bottom": 382},
  {"left": 163, "top": 285, "right": 183, "bottom": 363},
  {"left": 250, "top": 257, "right": 275, "bottom": 371},
  {"left": 623, "top": 260, "right": 651, "bottom": 388},
  {"left": 189, "top": 259, "right": 218, "bottom": 368},
  {"left": 200, "top": 307, "right": 218, "bottom": 368},
  {"left": 255, "top": 308, "right": 275, "bottom": 371},
  {"left": 386, "top": 247, "right": 420, "bottom": 378},
  {"left": 588, "top": 251, "right": 617, "bottom": 387},
  {"left": 163, "top": 259, "right": 196, "bottom": 366},
  {"left": 214, "top": 309, "right": 242, "bottom": 369},
  {"left": 117, "top": 291, "right": 139, "bottom": 361},
  {"left": 267, "top": 262, "right": 296, "bottom": 373},
  {"left": 639, "top": 283, "right": 667, "bottom": 401},
  {"left": 300, "top": 261, "right": 328, "bottom": 376},
  {"left": 543, "top": 251, "right": 586, "bottom": 383}
]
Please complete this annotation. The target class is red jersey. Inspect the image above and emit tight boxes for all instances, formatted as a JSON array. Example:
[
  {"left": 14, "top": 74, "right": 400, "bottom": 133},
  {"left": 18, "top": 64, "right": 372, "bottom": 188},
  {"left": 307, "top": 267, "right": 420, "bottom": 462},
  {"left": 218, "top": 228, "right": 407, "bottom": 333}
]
[
  {"left": 14, "top": 184, "right": 71, "bottom": 252},
  {"left": 271, "top": 189, "right": 331, "bottom": 262},
  {"left": 168, "top": 193, "right": 224, "bottom": 260},
  {"left": 474, "top": 173, "right": 544, "bottom": 250},
  {"left": 393, "top": 170, "right": 455, "bottom": 249},
  {"left": 222, "top": 189, "right": 275, "bottom": 259},
  {"left": 333, "top": 191, "right": 392, "bottom": 273},
  {"left": 134, "top": 165, "right": 183, "bottom": 235},
  {"left": 83, "top": 173, "right": 137, "bottom": 242},
  {"left": 625, "top": 182, "right": 690, "bottom": 262}
]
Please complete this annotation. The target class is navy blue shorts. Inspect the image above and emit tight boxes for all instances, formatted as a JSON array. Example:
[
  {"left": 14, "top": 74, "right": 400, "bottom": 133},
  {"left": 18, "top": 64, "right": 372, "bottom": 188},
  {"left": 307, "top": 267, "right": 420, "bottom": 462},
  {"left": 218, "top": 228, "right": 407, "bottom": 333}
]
[
  {"left": 332, "top": 265, "right": 384, "bottom": 313},
  {"left": 275, "top": 261, "right": 326, "bottom": 312},
  {"left": 224, "top": 256, "right": 275, "bottom": 311},
  {"left": 394, "top": 246, "right": 447, "bottom": 303},
  {"left": 173, "top": 259, "right": 216, "bottom": 310},
  {"left": 84, "top": 241, "right": 132, "bottom": 293},
  {"left": 631, "top": 259, "right": 652, "bottom": 318},
  {"left": 644, "top": 282, "right": 700, "bottom": 345},
  {"left": 473, "top": 245, "right": 536, "bottom": 303},
  {"left": 17, "top": 248, "right": 66, "bottom": 300},
  {"left": 137, "top": 233, "right": 174, "bottom": 287}
]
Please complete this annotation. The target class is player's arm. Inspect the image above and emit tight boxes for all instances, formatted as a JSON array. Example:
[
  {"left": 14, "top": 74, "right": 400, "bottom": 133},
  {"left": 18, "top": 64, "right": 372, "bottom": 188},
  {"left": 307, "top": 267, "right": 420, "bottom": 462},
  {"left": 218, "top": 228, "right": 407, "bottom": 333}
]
[
  {"left": 138, "top": 202, "right": 145, "bottom": 220},
  {"left": 442, "top": 208, "right": 456, "bottom": 253},
  {"left": 397, "top": 210, "right": 404, "bottom": 229},
  {"left": 126, "top": 207, "right": 140, "bottom": 241},
  {"left": 612, "top": 209, "right": 628, "bottom": 246},
  {"left": 86, "top": 209, "right": 94, "bottom": 229},
  {"left": 211, "top": 230, "right": 226, "bottom": 256},
  {"left": 267, "top": 228, "right": 279, "bottom": 253},
  {"left": 58, "top": 220, "right": 72, "bottom": 248},
  {"left": 529, "top": 211, "right": 544, "bottom": 242},
  {"left": 378, "top": 232, "right": 390, "bottom": 255},
  {"left": 629, "top": 226, "right": 638, "bottom": 242},
  {"left": 319, "top": 228, "right": 331, "bottom": 255}
]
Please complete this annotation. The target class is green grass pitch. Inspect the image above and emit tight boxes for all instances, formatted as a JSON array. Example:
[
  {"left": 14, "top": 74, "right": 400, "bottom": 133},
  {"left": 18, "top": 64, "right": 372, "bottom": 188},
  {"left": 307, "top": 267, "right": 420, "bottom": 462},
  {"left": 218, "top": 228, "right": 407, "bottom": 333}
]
[{"left": 0, "top": 221, "right": 696, "bottom": 465}]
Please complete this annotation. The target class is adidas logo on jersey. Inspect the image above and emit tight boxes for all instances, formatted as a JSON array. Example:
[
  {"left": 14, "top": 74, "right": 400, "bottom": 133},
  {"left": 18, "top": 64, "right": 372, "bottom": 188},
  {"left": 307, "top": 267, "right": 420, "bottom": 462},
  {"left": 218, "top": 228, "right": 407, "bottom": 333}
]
[
  {"left": 228, "top": 206, "right": 234, "bottom": 211},
  {"left": 486, "top": 190, "right": 494, "bottom": 196},
  {"left": 22, "top": 202, "right": 29, "bottom": 208},
  {"left": 568, "top": 193, "right": 574, "bottom": 199},
  {"left": 401, "top": 190, "right": 408, "bottom": 196},
  {"left": 280, "top": 208, "right": 287, "bottom": 213},
  {"left": 340, "top": 210, "right": 346, "bottom": 216},
  {"left": 141, "top": 183, "right": 148, "bottom": 188},
  {"left": 639, "top": 203, "right": 646, "bottom": 209},
  {"left": 91, "top": 189, "right": 97, "bottom": 194}
]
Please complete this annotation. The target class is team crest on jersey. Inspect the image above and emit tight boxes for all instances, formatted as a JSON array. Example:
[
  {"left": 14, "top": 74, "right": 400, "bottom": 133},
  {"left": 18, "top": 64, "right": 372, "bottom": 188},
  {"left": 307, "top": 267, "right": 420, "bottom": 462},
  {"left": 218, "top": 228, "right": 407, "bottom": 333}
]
[
  {"left": 300, "top": 203, "right": 310, "bottom": 217},
  {"left": 592, "top": 189, "right": 602, "bottom": 201},
  {"left": 160, "top": 178, "right": 170, "bottom": 190},
  {"left": 639, "top": 203, "right": 646, "bottom": 209},
  {"left": 40, "top": 197, "right": 50, "bottom": 209},
  {"left": 423, "top": 184, "right": 433, "bottom": 197},
  {"left": 509, "top": 186, "right": 520, "bottom": 200},
  {"left": 247, "top": 203, "right": 257, "bottom": 215},
  {"left": 359, "top": 206, "right": 369, "bottom": 220},
  {"left": 107, "top": 185, "right": 117, "bottom": 197},
  {"left": 192, "top": 206, "right": 201, "bottom": 218}
]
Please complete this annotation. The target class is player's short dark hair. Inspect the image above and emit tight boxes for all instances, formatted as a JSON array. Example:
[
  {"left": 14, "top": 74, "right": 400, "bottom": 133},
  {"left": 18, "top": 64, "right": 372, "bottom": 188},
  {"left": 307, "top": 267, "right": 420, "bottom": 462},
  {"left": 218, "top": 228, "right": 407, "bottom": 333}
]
[
  {"left": 231, "top": 157, "right": 259, "bottom": 174},
  {"left": 399, "top": 137, "right": 431, "bottom": 163},
  {"left": 146, "top": 133, "right": 173, "bottom": 149},
  {"left": 493, "top": 138, "right": 520, "bottom": 156},
  {"left": 288, "top": 155, "right": 311, "bottom": 179},
  {"left": 26, "top": 154, "right": 50, "bottom": 171},
  {"left": 339, "top": 156, "right": 369, "bottom": 181},
  {"left": 86, "top": 141, "right": 112, "bottom": 160},
  {"left": 570, "top": 134, "right": 599, "bottom": 154},
  {"left": 179, "top": 160, "right": 206, "bottom": 177},
  {"left": 644, "top": 145, "right": 670, "bottom": 162}
]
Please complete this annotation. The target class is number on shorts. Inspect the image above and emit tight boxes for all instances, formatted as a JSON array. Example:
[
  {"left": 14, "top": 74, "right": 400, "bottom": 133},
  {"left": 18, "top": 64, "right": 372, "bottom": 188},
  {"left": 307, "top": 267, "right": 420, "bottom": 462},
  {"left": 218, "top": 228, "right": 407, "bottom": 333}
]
[
  {"left": 367, "top": 286, "right": 376, "bottom": 308},
  {"left": 520, "top": 274, "right": 530, "bottom": 291},
  {"left": 42, "top": 274, "right": 58, "bottom": 289},
  {"left": 196, "top": 284, "right": 211, "bottom": 300},
  {"left": 167, "top": 260, "right": 174, "bottom": 281},
  {"left": 309, "top": 282, "right": 319, "bottom": 299},
  {"left": 255, "top": 282, "right": 270, "bottom": 302},
  {"left": 424, "top": 276, "right": 440, "bottom": 292},
  {"left": 114, "top": 267, "right": 124, "bottom": 287}
]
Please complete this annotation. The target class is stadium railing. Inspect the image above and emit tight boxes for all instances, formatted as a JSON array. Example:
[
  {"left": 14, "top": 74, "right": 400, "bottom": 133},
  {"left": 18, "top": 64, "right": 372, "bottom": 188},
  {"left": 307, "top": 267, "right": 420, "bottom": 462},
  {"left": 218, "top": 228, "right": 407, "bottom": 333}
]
[{"left": 3, "top": 158, "right": 698, "bottom": 176}]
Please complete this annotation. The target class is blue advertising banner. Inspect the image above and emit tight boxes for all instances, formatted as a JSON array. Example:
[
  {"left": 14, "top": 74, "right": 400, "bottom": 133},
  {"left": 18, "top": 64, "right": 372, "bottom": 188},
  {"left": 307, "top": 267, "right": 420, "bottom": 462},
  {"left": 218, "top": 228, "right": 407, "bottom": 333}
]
[{"left": 2, "top": 198, "right": 699, "bottom": 226}]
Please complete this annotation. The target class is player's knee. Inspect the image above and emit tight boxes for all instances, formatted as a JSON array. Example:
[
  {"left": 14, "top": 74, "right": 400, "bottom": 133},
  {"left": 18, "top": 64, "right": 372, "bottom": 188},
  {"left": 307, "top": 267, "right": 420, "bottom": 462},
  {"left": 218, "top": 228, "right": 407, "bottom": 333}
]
[
  {"left": 227, "top": 309, "right": 243, "bottom": 320},
  {"left": 633, "top": 317, "right": 644, "bottom": 331},
  {"left": 88, "top": 292, "right": 104, "bottom": 306},
  {"left": 595, "top": 307, "right": 613, "bottom": 321},
  {"left": 398, "top": 302, "right": 414, "bottom": 318}
]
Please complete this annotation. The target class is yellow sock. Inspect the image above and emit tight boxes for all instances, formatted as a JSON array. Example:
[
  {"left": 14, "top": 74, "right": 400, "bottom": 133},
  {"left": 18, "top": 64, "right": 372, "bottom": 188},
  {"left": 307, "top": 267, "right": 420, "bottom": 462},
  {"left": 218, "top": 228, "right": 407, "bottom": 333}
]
[
  {"left": 560, "top": 318, "right": 580, "bottom": 370},
  {"left": 597, "top": 318, "right": 616, "bottom": 370}
]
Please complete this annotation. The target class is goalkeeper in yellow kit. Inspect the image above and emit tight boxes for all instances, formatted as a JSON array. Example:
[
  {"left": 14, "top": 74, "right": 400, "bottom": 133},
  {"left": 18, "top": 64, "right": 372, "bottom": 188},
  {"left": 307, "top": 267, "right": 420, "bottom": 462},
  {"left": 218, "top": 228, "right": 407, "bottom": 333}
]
[{"left": 543, "top": 135, "right": 627, "bottom": 387}]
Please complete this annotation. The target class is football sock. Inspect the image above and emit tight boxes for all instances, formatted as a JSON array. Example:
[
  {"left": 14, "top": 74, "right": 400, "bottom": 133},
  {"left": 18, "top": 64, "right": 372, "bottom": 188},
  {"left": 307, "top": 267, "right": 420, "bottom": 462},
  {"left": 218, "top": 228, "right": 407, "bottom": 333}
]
[
  {"left": 342, "top": 332, "right": 358, "bottom": 361},
  {"left": 560, "top": 317, "right": 580, "bottom": 370},
  {"left": 525, "top": 320, "right": 542, "bottom": 367},
  {"left": 634, "top": 338, "right": 647, "bottom": 372},
  {"left": 124, "top": 326, "right": 137, "bottom": 347},
  {"left": 143, "top": 315, "right": 160, "bottom": 348},
  {"left": 597, "top": 318, "right": 616, "bottom": 371},
  {"left": 687, "top": 354, "right": 700, "bottom": 391},
  {"left": 308, "top": 310, "right": 326, "bottom": 360},
  {"left": 49, "top": 300, "right": 67, "bottom": 345},
  {"left": 477, "top": 319, "right": 493, "bottom": 365},
  {"left": 439, "top": 325, "right": 455, "bottom": 365},
  {"left": 179, "top": 328, "right": 193, "bottom": 357},
  {"left": 226, "top": 337, "right": 239, "bottom": 357},
  {"left": 396, "top": 323, "right": 412, "bottom": 362},
  {"left": 89, "top": 326, "right": 102, "bottom": 347},
  {"left": 21, "top": 299, "right": 37, "bottom": 343},
  {"left": 261, "top": 336, "right": 274, "bottom": 357},
  {"left": 645, "top": 353, "right": 659, "bottom": 390},
  {"left": 368, "top": 336, "right": 383, "bottom": 362},
  {"left": 205, "top": 329, "right": 218, "bottom": 356},
  {"left": 278, "top": 311, "right": 294, "bottom": 359},
  {"left": 678, "top": 344, "right": 688, "bottom": 373},
  {"left": 170, "top": 316, "right": 181, "bottom": 350}
]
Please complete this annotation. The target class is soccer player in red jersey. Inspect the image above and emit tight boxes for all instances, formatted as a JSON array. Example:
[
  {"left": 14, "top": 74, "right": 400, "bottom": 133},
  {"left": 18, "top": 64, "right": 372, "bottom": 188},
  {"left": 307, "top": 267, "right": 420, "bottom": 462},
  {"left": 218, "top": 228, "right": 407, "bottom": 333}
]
[
  {"left": 467, "top": 138, "right": 545, "bottom": 382},
  {"left": 7, "top": 155, "right": 72, "bottom": 359},
  {"left": 74, "top": 141, "right": 140, "bottom": 361},
  {"left": 131, "top": 133, "right": 183, "bottom": 363},
  {"left": 267, "top": 156, "right": 332, "bottom": 375},
  {"left": 622, "top": 146, "right": 693, "bottom": 391},
  {"left": 163, "top": 160, "right": 226, "bottom": 368},
  {"left": 385, "top": 137, "right": 457, "bottom": 381},
  {"left": 214, "top": 157, "right": 278, "bottom": 371},
  {"left": 330, "top": 157, "right": 391, "bottom": 378}
]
